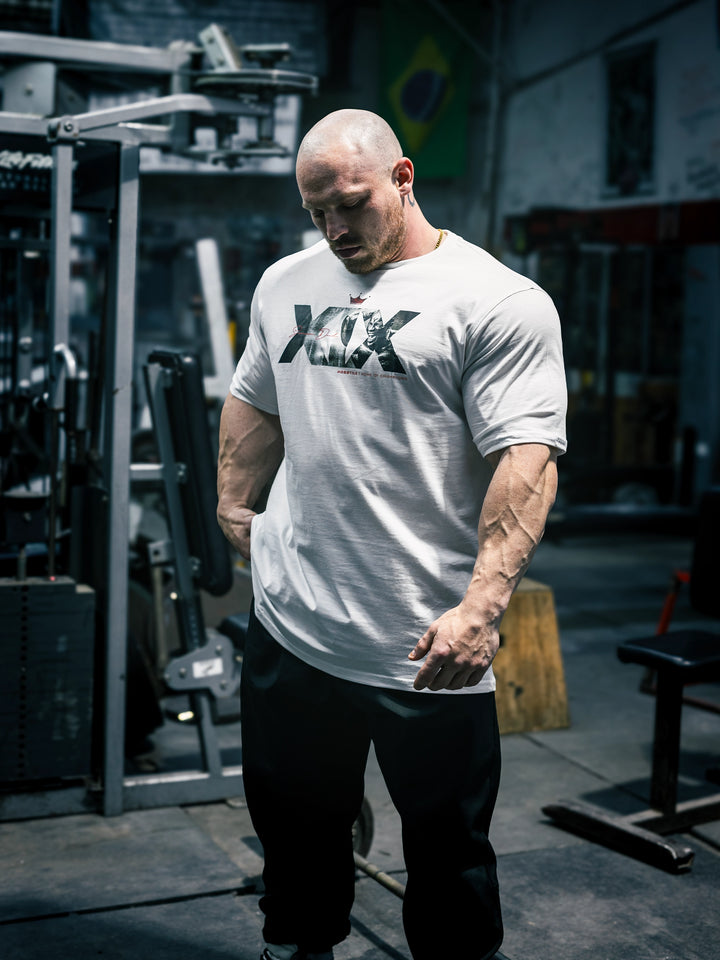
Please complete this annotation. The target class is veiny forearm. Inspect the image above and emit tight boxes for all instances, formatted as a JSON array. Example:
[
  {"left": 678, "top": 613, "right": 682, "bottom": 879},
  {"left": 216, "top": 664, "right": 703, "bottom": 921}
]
[
  {"left": 217, "top": 393, "right": 284, "bottom": 513},
  {"left": 464, "top": 443, "right": 558, "bottom": 622},
  {"left": 410, "top": 442, "right": 558, "bottom": 690}
]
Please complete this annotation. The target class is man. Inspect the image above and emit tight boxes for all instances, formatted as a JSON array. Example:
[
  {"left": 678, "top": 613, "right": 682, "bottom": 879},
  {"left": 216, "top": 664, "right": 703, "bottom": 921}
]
[{"left": 217, "top": 109, "right": 566, "bottom": 960}]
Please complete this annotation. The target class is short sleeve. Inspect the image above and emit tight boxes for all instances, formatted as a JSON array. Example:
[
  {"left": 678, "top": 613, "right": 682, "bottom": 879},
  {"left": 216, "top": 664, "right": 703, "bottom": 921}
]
[
  {"left": 462, "top": 286, "right": 567, "bottom": 457},
  {"left": 229, "top": 284, "right": 279, "bottom": 415}
]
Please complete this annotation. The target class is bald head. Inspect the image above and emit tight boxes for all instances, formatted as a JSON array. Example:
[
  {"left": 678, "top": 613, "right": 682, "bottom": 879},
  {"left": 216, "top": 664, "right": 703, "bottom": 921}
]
[
  {"left": 297, "top": 109, "right": 403, "bottom": 178},
  {"left": 295, "top": 109, "right": 435, "bottom": 272}
]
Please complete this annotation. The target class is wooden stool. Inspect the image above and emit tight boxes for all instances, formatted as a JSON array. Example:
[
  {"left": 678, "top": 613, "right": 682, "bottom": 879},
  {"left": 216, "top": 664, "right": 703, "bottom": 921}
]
[{"left": 494, "top": 577, "right": 570, "bottom": 735}]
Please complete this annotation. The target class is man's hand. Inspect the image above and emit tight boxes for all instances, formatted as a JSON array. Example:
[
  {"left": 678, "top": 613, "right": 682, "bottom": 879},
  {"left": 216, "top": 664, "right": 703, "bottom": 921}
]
[
  {"left": 216, "top": 394, "right": 284, "bottom": 561},
  {"left": 408, "top": 604, "right": 500, "bottom": 691},
  {"left": 217, "top": 504, "right": 256, "bottom": 561},
  {"left": 408, "top": 443, "right": 558, "bottom": 692}
]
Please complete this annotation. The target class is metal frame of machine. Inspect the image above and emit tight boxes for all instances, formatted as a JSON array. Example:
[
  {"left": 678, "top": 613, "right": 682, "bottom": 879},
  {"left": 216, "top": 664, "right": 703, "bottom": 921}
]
[{"left": 0, "top": 25, "right": 316, "bottom": 819}]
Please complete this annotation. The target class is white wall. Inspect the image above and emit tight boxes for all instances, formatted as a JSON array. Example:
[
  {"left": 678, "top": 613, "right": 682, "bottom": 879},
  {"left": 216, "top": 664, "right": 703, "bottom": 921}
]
[
  {"left": 658, "top": 2, "right": 720, "bottom": 200},
  {"left": 497, "top": 0, "right": 720, "bottom": 221},
  {"left": 502, "top": 56, "right": 604, "bottom": 214},
  {"left": 505, "top": 0, "right": 671, "bottom": 81}
]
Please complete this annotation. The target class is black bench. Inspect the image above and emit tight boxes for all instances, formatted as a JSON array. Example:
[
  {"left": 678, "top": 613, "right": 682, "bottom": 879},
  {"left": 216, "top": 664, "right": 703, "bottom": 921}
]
[
  {"left": 617, "top": 632, "right": 720, "bottom": 817},
  {"left": 543, "top": 488, "right": 720, "bottom": 873}
]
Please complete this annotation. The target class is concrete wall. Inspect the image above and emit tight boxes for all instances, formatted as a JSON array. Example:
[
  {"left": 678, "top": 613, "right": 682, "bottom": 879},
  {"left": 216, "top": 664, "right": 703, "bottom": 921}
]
[
  {"left": 495, "top": 1, "right": 720, "bottom": 499},
  {"left": 497, "top": 0, "right": 720, "bottom": 226}
]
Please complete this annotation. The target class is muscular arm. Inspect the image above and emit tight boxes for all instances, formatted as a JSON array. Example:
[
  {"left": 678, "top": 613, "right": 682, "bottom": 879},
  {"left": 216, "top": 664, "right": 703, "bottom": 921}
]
[
  {"left": 409, "top": 442, "right": 558, "bottom": 691},
  {"left": 217, "top": 393, "right": 284, "bottom": 560}
]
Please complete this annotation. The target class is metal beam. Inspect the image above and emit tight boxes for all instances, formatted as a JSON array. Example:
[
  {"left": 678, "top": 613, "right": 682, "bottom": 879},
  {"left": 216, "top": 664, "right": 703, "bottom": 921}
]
[
  {"left": 0, "top": 110, "right": 171, "bottom": 145},
  {"left": 49, "top": 142, "right": 74, "bottom": 355},
  {"left": 122, "top": 768, "right": 245, "bottom": 810},
  {"left": 0, "top": 30, "right": 194, "bottom": 75},
  {"left": 47, "top": 93, "right": 269, "bottom": 141},
  {"left": 102, "top": 143, "right": 140, "bottom": 816},
  {"left": 542, "top": 800, "right": 695, "bottom": 874}
]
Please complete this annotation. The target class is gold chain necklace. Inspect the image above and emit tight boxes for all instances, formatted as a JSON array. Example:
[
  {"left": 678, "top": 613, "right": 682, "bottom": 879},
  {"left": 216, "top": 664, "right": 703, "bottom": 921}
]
[{"left": 434, "top": 228, "right": 445, "bottom": 250}]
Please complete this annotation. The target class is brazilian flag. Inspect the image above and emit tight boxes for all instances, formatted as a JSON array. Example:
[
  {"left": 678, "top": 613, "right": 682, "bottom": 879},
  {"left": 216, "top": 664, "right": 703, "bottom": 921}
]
[{"left": 380, "top": 0, "right": 477, "bottom": 178}]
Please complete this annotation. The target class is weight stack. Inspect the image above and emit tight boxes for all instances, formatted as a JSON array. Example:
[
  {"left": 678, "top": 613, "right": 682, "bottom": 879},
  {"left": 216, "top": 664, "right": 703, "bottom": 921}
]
[{"left": 0, "top": 577, "right": 95, "bottom": 782}]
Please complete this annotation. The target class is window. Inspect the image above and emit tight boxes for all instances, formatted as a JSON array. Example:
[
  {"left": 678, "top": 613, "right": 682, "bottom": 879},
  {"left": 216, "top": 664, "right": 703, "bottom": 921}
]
[{"left": 605, "top": 44, "right": 656, "bottom": 196}]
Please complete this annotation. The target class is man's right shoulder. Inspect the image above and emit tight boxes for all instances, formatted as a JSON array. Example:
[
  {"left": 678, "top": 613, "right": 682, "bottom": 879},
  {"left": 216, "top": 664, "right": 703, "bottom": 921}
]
[{"left": 260, "top": 239, "right": 328, "bottom": 286}]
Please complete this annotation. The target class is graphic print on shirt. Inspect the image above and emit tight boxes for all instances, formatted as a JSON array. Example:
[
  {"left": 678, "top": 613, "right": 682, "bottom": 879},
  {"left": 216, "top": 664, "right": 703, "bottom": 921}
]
[{"left": 278, "top": 304, "right": 420, "bottom": 374}]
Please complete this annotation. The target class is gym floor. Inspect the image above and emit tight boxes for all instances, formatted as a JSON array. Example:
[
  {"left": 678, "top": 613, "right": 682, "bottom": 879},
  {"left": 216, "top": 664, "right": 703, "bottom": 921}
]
[{"left": 1, "top": 529, "right": 719, "bottom": 960}]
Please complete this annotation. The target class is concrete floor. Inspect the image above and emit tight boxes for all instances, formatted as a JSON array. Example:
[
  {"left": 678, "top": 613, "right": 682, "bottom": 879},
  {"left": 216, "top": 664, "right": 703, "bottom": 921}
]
[{"left": 1, "top": 531, "right": 719, "bottom": 960}]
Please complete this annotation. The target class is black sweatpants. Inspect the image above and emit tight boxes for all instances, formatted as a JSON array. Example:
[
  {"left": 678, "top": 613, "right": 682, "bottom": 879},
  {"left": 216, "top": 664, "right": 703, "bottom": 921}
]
[{"left": 240, "top": 608, "right": 503, "bottom": 960}]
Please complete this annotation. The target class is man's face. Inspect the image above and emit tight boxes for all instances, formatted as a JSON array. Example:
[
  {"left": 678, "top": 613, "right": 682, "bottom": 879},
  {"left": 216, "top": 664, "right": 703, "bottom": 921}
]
[{"left": 297, "top": 151, "right": 407, "bottom": 275}]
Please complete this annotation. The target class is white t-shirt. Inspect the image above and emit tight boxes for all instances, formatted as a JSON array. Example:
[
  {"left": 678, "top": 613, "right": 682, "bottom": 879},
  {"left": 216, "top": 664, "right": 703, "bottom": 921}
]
[{"left": 230, "top": 231, "right": 567, "bottom": 693}]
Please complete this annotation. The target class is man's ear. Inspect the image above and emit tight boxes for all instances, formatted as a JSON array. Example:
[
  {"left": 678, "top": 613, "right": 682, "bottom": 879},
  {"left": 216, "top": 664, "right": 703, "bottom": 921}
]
[{"left": 393, "top": 157, "right": 414, "bottom": 196}]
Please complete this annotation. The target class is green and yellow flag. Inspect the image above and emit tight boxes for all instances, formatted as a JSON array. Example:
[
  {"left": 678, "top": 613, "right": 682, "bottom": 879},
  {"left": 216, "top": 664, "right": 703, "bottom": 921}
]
[{"left": 380, "top": 0, "right": 477, "bottom": 178}]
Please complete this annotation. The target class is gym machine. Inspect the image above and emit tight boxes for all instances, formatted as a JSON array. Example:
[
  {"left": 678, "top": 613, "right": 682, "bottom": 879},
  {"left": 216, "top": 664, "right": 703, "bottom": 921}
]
[{"left": 0, "top": 24, "right": 316, "bottom": 819}]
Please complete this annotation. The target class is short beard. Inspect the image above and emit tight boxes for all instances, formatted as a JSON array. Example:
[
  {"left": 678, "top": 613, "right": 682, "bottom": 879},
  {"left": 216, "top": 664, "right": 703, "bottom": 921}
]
[{"left": 334, "top": 201, "right": 407, "bottom": 275}]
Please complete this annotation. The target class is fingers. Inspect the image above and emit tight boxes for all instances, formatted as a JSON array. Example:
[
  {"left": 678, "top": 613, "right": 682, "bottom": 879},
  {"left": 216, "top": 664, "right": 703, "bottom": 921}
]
[
  {"left": 465, "top": 668, "right": 488, "bottom": 687},
  {"left": 414, "top": 661, "right": 488, "bottom": 692},
  {"left": 408, "top": 626, "right": 435, "bottom": 664},
  {"left": 411, "top": 622, "right": 453, "bottom": 690},
  {"left": 235, "top": 532, "right": 251, "bottom": 562},
  {"left": 413, "top": 660, "right": 444, "bottom": 691},
  {"left": 412, "top": 646, "right": 451, "bottom": 691},
  {"left": 411, "top": 612, "right": 495, "bottom": 691},
  {"left": 217, "top": 512, "right": 254, "bottom": 560},
  {"left": 235, "top": 520, "right": 253, "bottom": 560},
  {"left": 444, "top": 667, "right": 487, "bottom": 690}
]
